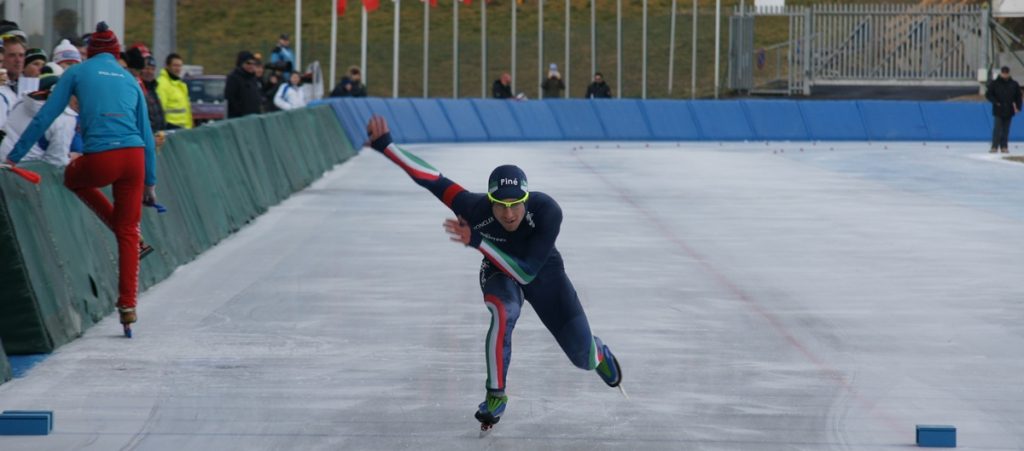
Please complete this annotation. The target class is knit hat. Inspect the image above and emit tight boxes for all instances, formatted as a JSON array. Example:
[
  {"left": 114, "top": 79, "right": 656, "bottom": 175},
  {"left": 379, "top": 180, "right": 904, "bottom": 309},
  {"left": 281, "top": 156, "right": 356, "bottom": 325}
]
[
  {"left": 87, "top": 21, "right": 120, "bottom": 58},
  {"left": 236, "top": 50, "right": 255, "bottom": 67},
  {"left": 24, "top": 48, "right": 47, "bottom": 66},
  {"left": 0, "top": 20, "right": 26, "bottom": 42},
  {"left": 487, "top": 165, "right": 529, "bottom": 201},
  {"left": 41, "top": 62, "right": 64, "bottom": 76},
  {"left": 52, "top": 39, "right": 81, "bottom": 64},
  {"left": 124, "top": 46, "right": 146, "bottom": 70}
]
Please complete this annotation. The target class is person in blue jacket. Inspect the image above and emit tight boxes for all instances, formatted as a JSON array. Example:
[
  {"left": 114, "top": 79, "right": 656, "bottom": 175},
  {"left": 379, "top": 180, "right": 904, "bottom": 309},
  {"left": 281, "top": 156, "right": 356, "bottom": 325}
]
[
  {"left": 3, "top": 22, "right": 157, "bottom": 335},
  {"left": 365, "top": 115, "right": 623, "bottom": 431}
]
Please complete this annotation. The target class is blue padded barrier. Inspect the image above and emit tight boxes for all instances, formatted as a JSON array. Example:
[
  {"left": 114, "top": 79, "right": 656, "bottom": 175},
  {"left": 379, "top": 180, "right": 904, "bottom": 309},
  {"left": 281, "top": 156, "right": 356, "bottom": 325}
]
[
  {"left": 798, "top": 101, "right": 867, "bottom": 141},
  {"left": 690, "top": 100, "right": 756, "bottom": 140},
  {"left": 438, "top": 99, "right": 489, "bottom": 141},
  {"left": 385, "top": 99, "right": 431, "bottom": 143},
  {"left": 506, "top": 101, "right": 563, "bottom": 140},
  {"left": 362, "top": 98, "right": 405, "bottom": 142},
  {"left": 471, "top": 100, "right": 524, "bottom": 140},
  {"left": 919, "top": 102, "right": 990, "bottom": 141},
  {"left": 640, "top": 100, "right": 702, "bottom": 140},
  {"left": 857, "top": 100, "right": 929, "bottom": 141},
  {"left": 548, "top": 100, "right": 607, "bottom": 140},
  {"left": 409, "top": 99, "right": 457, "bottom": 142},
  {"left": 592, "top": 99, "right": 653, "bottom": 140},
  {"left": 742, "top": 100, "right": 810, "bottom": 141}
]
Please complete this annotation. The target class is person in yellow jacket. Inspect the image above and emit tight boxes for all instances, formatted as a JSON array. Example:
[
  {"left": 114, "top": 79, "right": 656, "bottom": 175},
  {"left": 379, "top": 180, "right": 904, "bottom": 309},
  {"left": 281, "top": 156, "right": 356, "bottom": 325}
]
[{"left": 155, "top": 53, "right": 192, "bottom": 129}]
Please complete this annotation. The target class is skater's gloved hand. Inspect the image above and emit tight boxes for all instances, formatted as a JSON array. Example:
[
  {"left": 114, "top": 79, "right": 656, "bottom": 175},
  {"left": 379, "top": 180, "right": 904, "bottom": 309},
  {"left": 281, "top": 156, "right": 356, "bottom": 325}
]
[
  {"left": 366, "top": 115, "right": 393, "bottom": 151},
  {"left": 444, "top": 216, "right": 478, "bottom": 247},
  {"left": 143, "top": 185, "right": 158, "bottom": 207}
]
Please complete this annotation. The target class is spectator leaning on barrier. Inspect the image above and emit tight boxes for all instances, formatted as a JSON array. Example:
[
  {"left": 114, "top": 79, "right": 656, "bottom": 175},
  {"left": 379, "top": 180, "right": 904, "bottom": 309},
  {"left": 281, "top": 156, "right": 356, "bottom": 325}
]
[
  {"left": 329, "top": 66, "right": 367, "bottom": 98},
  {"left": 541, "top": 63, "right": 565, "bottom": 99},
  {"left": 125, "top": 45, "right": 166, "bottom": 133},
  {"left": 493, "top": 73, "right": 513, "bottom": 99},
  {"left": 156, "top": 52, "right": 191, "bottom": 129},
  {"left": 986, "top": 66, "right": 1021, "bottom": 154},
  {"left": 585, "top": 72, "right": 612, "bottom": 99},
  {"left": 0, "top": 74, "right": 79, "bottom": 167},
  {"left": 273, "top": 71, "right": 306, "bottom": 111},
  {"left": 3, "top": 22, "right": 157, "bottom": 334},
  {"left": 225, "top": 50, "right": 263, "bottom": 118}
]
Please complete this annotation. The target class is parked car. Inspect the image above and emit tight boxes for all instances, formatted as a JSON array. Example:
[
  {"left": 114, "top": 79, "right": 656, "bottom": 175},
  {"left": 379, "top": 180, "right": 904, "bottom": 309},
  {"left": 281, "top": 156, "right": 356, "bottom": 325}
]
[{"left": 184, "top": 75, "right": 227, "bottom": 125}]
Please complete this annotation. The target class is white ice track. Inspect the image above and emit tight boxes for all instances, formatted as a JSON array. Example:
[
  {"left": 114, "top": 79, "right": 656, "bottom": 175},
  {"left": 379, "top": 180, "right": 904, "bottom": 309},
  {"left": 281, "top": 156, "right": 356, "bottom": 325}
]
[{"left": 1, "top": 141, "right": 1023, "bottom": 450}]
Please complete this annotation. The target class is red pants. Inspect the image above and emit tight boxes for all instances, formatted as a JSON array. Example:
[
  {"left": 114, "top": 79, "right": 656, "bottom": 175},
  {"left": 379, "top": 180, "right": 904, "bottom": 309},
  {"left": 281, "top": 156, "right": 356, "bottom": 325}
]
[{"left": 64, "top": 147, "right": 145, "bottom": 309}]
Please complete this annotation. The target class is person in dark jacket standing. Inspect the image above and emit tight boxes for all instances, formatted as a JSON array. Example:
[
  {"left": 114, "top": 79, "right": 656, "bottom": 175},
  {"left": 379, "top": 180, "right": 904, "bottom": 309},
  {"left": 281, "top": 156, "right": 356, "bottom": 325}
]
[
  {"left": 492, "top": 73, "right": 513, "bottom": 99},
  {"left": 329, "top": 66, "right": 367, "bottom": 98},
  {"left": 541, "top": 64, "right": 564, "bottom": 99},
  {"left": 585, "top": 72, "right": 612, "bottom": 98},
  {"left": 224, "top": 50, "right": 263, "bottom": 118},
  {"left": 986, "top": 66, "right": 1022, "bottom": 154}
]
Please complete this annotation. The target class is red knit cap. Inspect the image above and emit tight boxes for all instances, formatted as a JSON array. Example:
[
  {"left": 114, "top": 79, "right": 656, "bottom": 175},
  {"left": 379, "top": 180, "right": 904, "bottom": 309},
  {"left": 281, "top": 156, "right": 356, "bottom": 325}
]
[{"left": 87, "top": 21, "right": 119, "bottom": 58}]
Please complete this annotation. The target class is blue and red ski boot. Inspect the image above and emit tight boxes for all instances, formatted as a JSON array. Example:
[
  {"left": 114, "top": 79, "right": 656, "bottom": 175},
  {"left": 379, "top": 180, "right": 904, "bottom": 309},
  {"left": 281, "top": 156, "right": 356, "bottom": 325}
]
[{"left": 475, "top": 391, "right": 507, "bottom": 436}]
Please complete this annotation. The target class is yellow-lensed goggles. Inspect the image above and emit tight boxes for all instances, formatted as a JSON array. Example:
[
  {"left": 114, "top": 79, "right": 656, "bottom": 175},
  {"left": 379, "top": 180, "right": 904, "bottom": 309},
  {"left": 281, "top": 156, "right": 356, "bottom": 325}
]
[{"left": 487, "top": 191, "right": 529, "bottom": 208}]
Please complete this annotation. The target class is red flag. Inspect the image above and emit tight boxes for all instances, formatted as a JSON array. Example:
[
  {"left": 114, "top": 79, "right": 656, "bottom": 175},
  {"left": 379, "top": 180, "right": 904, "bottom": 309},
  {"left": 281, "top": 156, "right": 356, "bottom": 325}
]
[
  {"left": 421, "top": 0, "right": 438, "bottom": 6},
  {"left": 337, "top": 0, "right": 346, "bottom": 15},
  {"left": 363, "top": 0, "right": 380, "bottom": 12}
]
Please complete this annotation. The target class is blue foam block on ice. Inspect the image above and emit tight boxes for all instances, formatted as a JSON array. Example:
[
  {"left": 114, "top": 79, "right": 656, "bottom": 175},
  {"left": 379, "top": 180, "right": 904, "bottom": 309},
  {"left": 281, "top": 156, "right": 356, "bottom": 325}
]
[
  {"left": 916, "top": 424, "right": 955, "bottom": 448},
  {"left": 0, "top": 410, "right": 53, "bottom": 435}
]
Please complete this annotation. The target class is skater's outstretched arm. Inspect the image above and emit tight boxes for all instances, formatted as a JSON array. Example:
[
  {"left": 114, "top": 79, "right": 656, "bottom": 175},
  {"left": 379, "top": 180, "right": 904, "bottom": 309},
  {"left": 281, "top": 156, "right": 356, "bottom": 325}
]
[
  {"left": 367, "top": 116, "right": 479, "bottom": 217},
  {"left": 445, "top": 197, "right": 562, "bottom": 285}
]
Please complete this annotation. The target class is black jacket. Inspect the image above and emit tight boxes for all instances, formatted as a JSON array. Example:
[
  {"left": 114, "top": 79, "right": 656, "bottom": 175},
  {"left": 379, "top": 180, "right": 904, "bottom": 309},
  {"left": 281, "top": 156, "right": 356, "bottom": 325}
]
[
  {"left": 986, "top": 76, "right": 1022, "bottom": 118},
  {"left": 329, "top": 77, "right": 367, "bottom": 97},
  {"left": 541, "top": 76, "right": 564, "bottom": 99},
  {"left": 586, "top": 81, "right": 612, "bottom": 99},
  {"left": 492, "top": 80, "right": 513, "bottom": 99},
  {"left": 225, "top": 67, "right": 263, "bottom": 118}
]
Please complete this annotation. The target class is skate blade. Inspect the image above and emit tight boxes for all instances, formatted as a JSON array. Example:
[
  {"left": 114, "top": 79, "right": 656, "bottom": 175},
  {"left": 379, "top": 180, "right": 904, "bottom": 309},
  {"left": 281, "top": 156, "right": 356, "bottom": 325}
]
[
  {"left": 479, "top": 423, "right": 494, "bottom": 438},
  {"left": 617, "top": 384, "right": 629, "bottom": 400},
  {"left": 123, "top": 325, "right": 133, "bottom": 338}
]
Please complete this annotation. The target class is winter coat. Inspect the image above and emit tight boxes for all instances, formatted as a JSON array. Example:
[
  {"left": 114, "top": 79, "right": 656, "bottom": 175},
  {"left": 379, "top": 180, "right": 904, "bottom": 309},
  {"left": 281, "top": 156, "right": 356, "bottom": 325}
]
[
  {"left": 0, "top": 96, "right": 77, "bottom": 166},
  {"left": 141, "top": 78, "right": 166, "bottom": 131},
  {"left": 492, "top": 80, "right": 513, "bottom": 99},
  {"left": 156, "top": 68, "right": 192, "bottom": 128},
  {"left": 225, "top": 66, "right": 263, "bottom": 118},
  {"left": 585, "top": 81, "right": 612, "bottom": 99},
  {"left": 986, "top": 76, "right": 1022, "bottom": 118},
  {"left": 273, "top": 83, "right": 307, "bottom": 110},
  {"left": 329, "top": 77, "right": 367, "bottom": 98},
  {"left": 541, "top": 76, "right": 565, "bottom": 99}
]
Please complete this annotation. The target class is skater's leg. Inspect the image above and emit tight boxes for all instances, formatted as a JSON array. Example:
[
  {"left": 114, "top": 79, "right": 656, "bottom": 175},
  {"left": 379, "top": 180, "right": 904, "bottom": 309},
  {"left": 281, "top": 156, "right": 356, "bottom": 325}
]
[
  {"left": 64, "top": 154, "right": 118, "bottom": 230},
  {"left": 523, "top": 269, "right": 603, "bottom": 371},
  {"left": 481, "top": 273, "right": 524, "bottom": 392},
  {"left": 109, "top": 150, "right": 146, "bottom": 310}
]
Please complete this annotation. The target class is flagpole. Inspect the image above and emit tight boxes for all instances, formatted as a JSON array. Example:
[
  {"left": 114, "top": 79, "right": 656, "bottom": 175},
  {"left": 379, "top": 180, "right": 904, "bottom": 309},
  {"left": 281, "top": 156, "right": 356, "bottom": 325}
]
[
  {"left": 538, "top": 0, "right": 543, "bottom": 99},
  {"left": 393, "top": 0, "right": 400, "bottom": 98},
  {"left": 692, "top": 0, "right": 697, "bottom": 99},
  {"left": 361, "top": 5, "right": 368, "bottom": 85},
  {"left": 564, "top": 0, "right": 570, "bottom": 98},
  {"left": 295, "top": 0, "right": 302, "bottom": 69},
  {"left": 616, "top": 0, "right": 621, "bottom": 98},
  {"left": 590, "top": 0, "right": 595, "bottom": 78},
  {"left": 331, "top": 0, "right": 338, "bottom": 90},
  {"left": 511, "top": 0, "right": 517, "bottom": 95},
  {"left": 714, "top": 0, "right": 721, "bottom": 99},
  {"left": 669, "top": 0, "right": 677, "bottom": 95},
  {"left": 423, "top": 0, "right": 429, "bottom": 98},
  {"left": 642, "top": 0, "right": 648, "bottom": 99},
  {"left": 453, "top": 0, "right": 459, "bottom": 98},
  {"left": 482, "top": 0, "right": 487, "bottom": 98}
]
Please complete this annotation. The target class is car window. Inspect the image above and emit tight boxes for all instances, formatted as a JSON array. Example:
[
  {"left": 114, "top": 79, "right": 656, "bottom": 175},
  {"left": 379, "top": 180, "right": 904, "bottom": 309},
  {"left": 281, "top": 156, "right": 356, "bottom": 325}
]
[{"left": 186, "top": 78, "right": 227, "bottom": 103}]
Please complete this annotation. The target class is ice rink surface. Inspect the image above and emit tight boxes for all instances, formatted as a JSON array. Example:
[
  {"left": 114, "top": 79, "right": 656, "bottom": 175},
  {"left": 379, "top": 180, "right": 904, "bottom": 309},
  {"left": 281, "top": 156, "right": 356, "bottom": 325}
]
[{"left": 1, "top": 141, "right": 1022, "bottom": 450}]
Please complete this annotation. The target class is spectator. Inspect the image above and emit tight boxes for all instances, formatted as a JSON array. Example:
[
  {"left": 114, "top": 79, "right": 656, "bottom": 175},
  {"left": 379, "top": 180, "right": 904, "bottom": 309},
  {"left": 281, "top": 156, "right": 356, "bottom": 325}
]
[
  {"left": 76, "top": 34, "right": 90, "bottom": 60},
  {"left": 585, "top": 72, "right": 612, "bottom": 98},
  {"left": 125, "top": 46, "right": 166, "bottom": 132},
  {"left": 156, "top": 52, "right": 192, "bottom": 129},
  {"left": 986, "top": 66, "right": 1021, "bottom": 154},
  {"left": 141, "top": 54, "right": 166, "bottom": 134},
  {"left": 263, "top": 71, "right": 282, "bottom": 112},
  {"left": 0, "top": 36, "right": 28, "bottom": 128},
  {"left": 329, "top": 66, "right": 367, "bottom": 97},
  {"left": 274, "top": 72, "right": 306, "bottom": 111},
  {"left": 23, "top": 48, "right": 47, "bottom": 78},
  {"left": 224, "top": 50, "right": 263, "bottom": 118},
  {"left": 42, "top": 62, "right": 64, "bottom": 76},
  {"left": 52, "top": 38, "right": 82, "bottom": 70},
  {"left": 268, "top": 33, "right": 295, "bottom": 78},
  {"left": 541, "top": 63, "right": 564, "bottom": 99},
  {"left": 492, "top": 73, "right": 512, "bottom": 99},
  {"left": 4, "top": 21, "right": 158, "bottom": 333},
  {"left": 0, "top": 74, "right": 78, "bottom": 167}
]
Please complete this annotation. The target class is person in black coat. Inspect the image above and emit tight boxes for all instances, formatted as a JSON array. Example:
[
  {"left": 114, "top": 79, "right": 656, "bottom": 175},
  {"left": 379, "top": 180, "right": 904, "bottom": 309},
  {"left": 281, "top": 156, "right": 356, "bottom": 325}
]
[
  {"left": 492, "top": 73, "right": 513, "bottom": 99},
  {"left": 329, "top": 66, "right": 368, "bottom": 98},
  {"left": 585, "top": 72, "right": 612, "bottom": 99},
  {"left": 986, "top": 66, "right": 1022, "bottom": 153},
  {"left": 224, "top": 50, "right": 263, "bottom": 119}
]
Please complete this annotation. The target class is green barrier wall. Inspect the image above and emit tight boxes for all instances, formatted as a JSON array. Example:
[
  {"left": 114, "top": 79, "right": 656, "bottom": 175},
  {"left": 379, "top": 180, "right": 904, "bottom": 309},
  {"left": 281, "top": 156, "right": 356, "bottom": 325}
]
[
  {"left": 0, "top": 106, "right": 355, "bottom": 372},
  {"left": 0, "top": 340, "right": 10, "bottom": 383}
]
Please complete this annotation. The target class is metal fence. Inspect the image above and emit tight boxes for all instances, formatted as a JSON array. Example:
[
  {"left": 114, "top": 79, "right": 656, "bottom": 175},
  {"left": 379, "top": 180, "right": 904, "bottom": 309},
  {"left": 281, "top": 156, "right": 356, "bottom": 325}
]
[{"left": 730, "top": 4, "right": 989, "bottom": 95}]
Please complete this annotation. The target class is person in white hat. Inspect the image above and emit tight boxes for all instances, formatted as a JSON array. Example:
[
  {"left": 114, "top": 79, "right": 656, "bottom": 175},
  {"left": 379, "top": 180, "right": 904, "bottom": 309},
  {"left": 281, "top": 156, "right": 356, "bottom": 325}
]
[{"left": 52, "top": 38, "right": 82, "bottom": 70}]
